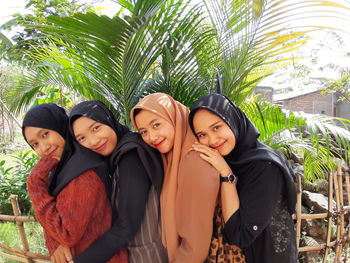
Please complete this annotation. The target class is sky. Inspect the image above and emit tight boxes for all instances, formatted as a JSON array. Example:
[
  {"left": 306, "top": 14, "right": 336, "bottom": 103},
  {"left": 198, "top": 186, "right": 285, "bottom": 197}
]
[
  {"left": 0, "top": 0, "right": 25, "bottom": 26},
  {"left": 0, "top": 0, "right": 119, "bottom": 31},
  {"left": 1, "top": 0, "right": 350, "bottom": 92}
]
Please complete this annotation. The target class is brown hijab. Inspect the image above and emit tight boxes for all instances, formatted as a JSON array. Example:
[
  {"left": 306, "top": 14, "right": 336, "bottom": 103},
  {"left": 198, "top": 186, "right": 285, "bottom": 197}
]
[{"left": 131, "top": 93, "right": 219, "bottom": 262}]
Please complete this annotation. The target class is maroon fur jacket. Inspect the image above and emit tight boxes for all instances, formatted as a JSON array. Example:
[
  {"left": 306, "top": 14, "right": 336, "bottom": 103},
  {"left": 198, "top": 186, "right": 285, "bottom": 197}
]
[{"left": 27, "top": 157, "right": 128, "bottom": 263}]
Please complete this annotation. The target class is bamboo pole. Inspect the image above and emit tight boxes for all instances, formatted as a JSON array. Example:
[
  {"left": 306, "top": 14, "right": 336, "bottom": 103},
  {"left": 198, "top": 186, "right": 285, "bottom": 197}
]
[
  {"left": 292, "top": 213, "right": 328, "bottom": 220},
  {"left": 337, "top": 165, "right": 345, "bottom": 262},
  {"left": 296, "top": 174, "right": 302, "bottom": 248},
  {"left": 344, "top": 171, "right": 350, "bottom": 262},
  {"left": 333, "top": 171, "right": 342, "bottom": 262},
  {"left": 9, "top": 194, "right": 35, "bottom": 263},
  {"left": 0, "top": 214, "right": 36, "bottom": 222},
  {"left": 0, "top": 242, "right": 50, "bottom": 260},
  {"left": 324, "top": 171, "right": 334, "bottom": 263},
  {"left": 0, "top": 251, "right": 28, "bottom": 263},
  {"left": 299, "top": 240, "right": 337, "bottom": 252}
]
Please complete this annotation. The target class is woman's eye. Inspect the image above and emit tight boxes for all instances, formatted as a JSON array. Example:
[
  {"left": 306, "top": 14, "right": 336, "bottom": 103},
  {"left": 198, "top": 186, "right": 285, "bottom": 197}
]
[
  {"left": 31, "top": 142, "right": 38, "bottom": 149},
  {"left": 77, "top": 136, "right": 85, "bottom": 142},
  {"left": 140, "top": 130, "right": 147, "bottom": 136},
  {"left": 153, "top": 123, "right": 160, "bottom": 128},
  {"left": 42, "top": 131, "right": 49, "bottom": 138},
  {"left": 198, "top": 133, "right": 205, "bottom": 138},
  {"left": 93, "top": 125, "right": 101, "bottom": 131},
  {"left": 213, "top": 125, "right": 220, "bottom": 131}
]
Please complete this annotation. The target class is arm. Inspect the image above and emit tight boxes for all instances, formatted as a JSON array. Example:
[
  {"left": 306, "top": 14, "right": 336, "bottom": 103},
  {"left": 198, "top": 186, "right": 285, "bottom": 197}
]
[
  {"left": 174, "top": 150, "right": 220, "bottom": 263},
  {"left": 27, "top": 159, "right": 106, "bottom": 247},
  {"left": 223, "top": 161, "right": 283, "bottom": 248},
  {"left": 73, "top": 150, "right": 151, "bottom": 263},
  {"left": 192, "top": 142, "right": 239, "bottom": 222}
]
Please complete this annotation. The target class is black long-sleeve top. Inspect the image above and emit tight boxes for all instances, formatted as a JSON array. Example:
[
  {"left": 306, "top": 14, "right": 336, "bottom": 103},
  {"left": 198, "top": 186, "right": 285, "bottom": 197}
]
[
  {"left": 73, "top": 149, "right": 150, "bottom": 263},
  {"left": 224, "top": 161, "right": 297, "bottom": 263}
]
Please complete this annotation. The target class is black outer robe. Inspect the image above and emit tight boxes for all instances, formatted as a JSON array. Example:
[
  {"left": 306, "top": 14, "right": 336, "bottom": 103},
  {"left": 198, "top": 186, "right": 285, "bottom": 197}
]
[
  {"left": 69, "top": 101, "right": 166, "bottom": 263},
  {"left": 189, "top": 94, "right": 297, "bottom": 263}
]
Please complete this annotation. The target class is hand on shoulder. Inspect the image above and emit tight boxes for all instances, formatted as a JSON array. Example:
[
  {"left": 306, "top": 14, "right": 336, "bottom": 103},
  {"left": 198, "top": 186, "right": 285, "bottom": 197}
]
[{"left": 191, "top": 142, "right": 232, "bottom": 177}]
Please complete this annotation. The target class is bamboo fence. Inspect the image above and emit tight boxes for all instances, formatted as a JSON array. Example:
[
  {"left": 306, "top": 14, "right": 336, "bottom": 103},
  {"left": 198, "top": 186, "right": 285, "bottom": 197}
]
[
  {"left": 0, "top": 195, "right": 50, "bottom": 263},
  {"left": 293, "top": 165, "right": 350, "bottom": 262},
  {"left": 0, "top": 166, "right": 350, "bottom": 262}
]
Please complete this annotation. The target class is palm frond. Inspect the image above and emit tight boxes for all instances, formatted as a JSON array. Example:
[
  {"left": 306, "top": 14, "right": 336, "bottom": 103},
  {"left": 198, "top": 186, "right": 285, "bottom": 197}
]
[{"left": 204, "top": 0, "right": 350, "bottom": 102}]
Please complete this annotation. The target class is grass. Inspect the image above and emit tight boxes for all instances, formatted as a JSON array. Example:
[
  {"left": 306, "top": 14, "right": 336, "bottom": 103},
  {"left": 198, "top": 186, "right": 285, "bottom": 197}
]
[{"left": 0, "top": 222, "right": 48, "bottom": 263}]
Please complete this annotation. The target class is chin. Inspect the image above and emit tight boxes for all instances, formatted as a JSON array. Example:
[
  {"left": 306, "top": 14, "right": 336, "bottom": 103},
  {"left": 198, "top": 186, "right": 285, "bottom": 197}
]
[{"left": 159, "top": 147, "right": 171, "bottom": 154}]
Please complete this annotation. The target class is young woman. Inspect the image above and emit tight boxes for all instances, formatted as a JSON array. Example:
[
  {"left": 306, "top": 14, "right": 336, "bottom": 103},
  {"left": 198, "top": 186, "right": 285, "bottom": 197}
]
[
  {"left": 22, "top": 103, "right": 127, "bottom": 263},
  {"left": 67, "top": 100, "right": 168, "bottom": 263},
  {"left": 130, "top": 93, "right": 245, "bottom": 263},
  {"left": 188, "top": 93, "right": 297, "bottom": 263}
]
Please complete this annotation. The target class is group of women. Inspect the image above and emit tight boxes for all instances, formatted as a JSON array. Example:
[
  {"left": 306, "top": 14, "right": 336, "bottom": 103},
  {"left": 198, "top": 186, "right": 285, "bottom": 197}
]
[{"left": 22, "top": 92, "right": 297, "bottom": 263}]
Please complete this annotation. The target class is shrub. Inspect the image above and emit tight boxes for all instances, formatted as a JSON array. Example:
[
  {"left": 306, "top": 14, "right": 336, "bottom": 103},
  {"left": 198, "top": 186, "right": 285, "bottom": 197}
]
[{"left": 0, "top": 150, "right": 38, "bottom": 215}]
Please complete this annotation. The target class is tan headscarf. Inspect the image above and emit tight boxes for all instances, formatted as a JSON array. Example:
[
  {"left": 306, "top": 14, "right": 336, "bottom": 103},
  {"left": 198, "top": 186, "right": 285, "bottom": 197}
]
[{"left": 131, "top": 93, "right": 220, "bottom": 263}]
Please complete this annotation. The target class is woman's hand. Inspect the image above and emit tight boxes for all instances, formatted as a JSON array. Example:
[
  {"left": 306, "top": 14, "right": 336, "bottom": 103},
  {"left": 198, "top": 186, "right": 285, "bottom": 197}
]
[
  {"left": 192, "top": 142, "right": 232, "bottom": 177},
  {"left": 51, "top": 245, "right": 73, "bottom": 263}
]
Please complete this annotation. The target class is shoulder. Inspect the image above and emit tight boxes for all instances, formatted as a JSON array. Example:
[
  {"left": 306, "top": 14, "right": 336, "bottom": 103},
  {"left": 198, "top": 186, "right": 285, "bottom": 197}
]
[
  {"left": 180, "top": 150, "right": 220, "bottom": 177},
  {"left": 242, "top": 160, "right": 284, "bottom": 182},
  {"left": 72, "top": 170, "right": 104, "bottom": 185}
]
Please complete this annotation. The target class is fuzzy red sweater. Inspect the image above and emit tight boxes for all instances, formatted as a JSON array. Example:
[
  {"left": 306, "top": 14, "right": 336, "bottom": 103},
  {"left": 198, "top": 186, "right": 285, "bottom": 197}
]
[{"left": 27, "top": 157, "right": 128, "bottom": 263}]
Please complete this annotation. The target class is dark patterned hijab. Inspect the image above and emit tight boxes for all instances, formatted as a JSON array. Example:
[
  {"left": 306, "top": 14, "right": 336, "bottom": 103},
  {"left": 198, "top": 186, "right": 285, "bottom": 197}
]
[
  {"left": 189, "top": 94, "right": 296, "bottom": 214},
  {"left": 69, "top": 100, "right": 130, "bottom": 143},
  {"left": 22, "top": 103, "right": 109, "bottom": 196}
]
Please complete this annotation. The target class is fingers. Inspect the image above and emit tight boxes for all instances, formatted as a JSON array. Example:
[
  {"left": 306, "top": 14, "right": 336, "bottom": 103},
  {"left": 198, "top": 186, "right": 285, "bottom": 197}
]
[
  {"left": 192, "top": 144, "right": 218, "bottom": 157},
  {"left": 63, "top": 246, "right": 73, "bottom": 262},
  {"left": 51, "top": 255, "right": 56, "bottom": 263},
  {"left": 199, "top": 153, "right": 212, "bottom": 162},
  {"left": 52, "top": 246, "right": 71, "bottom": 263},
  {"left": 58, "top": 250, "right": 67, "bottom": 263}
]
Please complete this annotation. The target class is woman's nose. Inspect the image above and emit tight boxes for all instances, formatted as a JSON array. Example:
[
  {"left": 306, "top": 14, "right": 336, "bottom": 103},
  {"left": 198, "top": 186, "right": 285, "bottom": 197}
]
[
  {"left": 149, "top": 131, "right": 158, "bottom": 142},
  {"left": 41, "top": 142, "right": 51, "bottom": 155}
]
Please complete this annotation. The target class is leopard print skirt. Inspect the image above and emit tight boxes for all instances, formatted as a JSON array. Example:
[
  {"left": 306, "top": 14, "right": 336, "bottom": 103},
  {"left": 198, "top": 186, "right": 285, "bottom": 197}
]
[{"left": 205, "top": 205, "right": 245, "bottom": 263}]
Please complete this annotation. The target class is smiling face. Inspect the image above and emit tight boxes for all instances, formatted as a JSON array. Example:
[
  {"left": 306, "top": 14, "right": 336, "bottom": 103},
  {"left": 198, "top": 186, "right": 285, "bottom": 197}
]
[
  {"left": 24, "top": 127, "right": 65, "bottom": 159},
  {"left": 72, "top": 116, "right": 117, "bottom": 156},
  {"left": 192, "top": 109, "right": 236, "bottom": 156},
  {"left": 134, "top": 110, "right": 175, "bottom": 154}
]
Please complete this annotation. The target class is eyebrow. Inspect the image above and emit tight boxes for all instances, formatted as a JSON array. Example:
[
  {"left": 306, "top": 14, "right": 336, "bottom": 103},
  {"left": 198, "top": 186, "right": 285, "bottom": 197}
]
[
  {"left": 138, "top": 118, "right": 159, "bottom": 131},
  {"left": 209, "top": 121, "right": 222, "bottom": 128},
  {"left": 195, "top": 121, "right": 222, "bottom": 136},
  {"left": 74, "top": 121, "right": 98, "bottom": 137}
]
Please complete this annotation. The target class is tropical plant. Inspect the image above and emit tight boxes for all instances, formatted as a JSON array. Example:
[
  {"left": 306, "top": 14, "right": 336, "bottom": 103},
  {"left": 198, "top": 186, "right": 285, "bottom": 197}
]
[
  {"left": 0, "top": 150, "right": 38, "bottom": 215},
  {"left": 5, "top": 0, "right": 350, "bottom": 181}
]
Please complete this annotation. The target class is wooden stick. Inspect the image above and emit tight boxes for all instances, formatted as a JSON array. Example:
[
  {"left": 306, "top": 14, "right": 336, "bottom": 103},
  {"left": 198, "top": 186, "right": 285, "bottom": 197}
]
[
  {"left": 9, "top": 195, "right": 35, "bottom": 263},
  {"left": 333, "top": 172, "right": 342, "bottom": 262},
  {"left": 344, "top": 172, "right": 350, "bottom": 262},
  {"left": 292, "top": 213, "right": 328, "bottom": 220},
  {"left": 337, "top": 165, "right": 345, "bottom": 261},
  {"left": 296, "top": 174, "right": 302, "bottom": 248},
  {"left": 0, "top": 214, "right": 36, "bottom": 222},
  {"left": 324, "top": 171, "right": 334, "bottom": 263},
  {"left": 0, "top": 251, "right": 28, "bottom": 263},
  {"left": 299, "top": 240, "right": 337, "bottom": 252},
  {"left": 0, "top": 242, "right": 50, "bottom": 260}
]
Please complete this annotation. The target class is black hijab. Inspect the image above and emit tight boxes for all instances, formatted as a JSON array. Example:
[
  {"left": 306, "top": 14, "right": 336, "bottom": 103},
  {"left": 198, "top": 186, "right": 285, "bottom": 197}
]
[
  {"left": 69, "top": 101, "right": 163, "bottom": 215},
  {"left": 69, "top": 100, "right": 130, "bottom": 142},
  {"left": 22, "top": 103, "right": 110, "bottom": 196},
  {"left": 189, "top": 94, "right": 296, "bottom": 214}
]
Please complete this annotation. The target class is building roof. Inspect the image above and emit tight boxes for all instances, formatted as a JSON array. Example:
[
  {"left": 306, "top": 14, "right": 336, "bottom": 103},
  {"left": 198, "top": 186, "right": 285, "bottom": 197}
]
[{"left": 273, "top": 86, "right": 320, "bottom": 101}]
